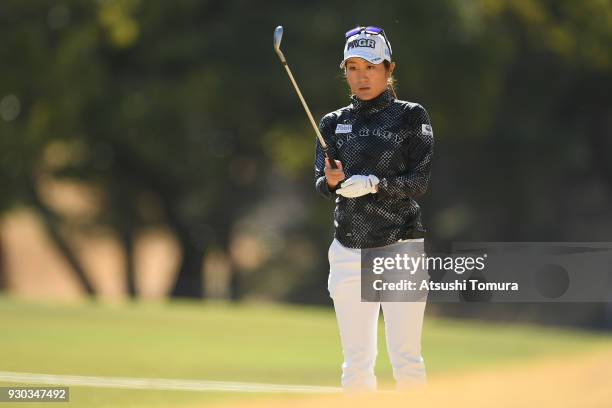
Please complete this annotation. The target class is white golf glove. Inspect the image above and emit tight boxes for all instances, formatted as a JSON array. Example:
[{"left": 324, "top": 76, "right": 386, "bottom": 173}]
[{"left": 336, "top": 174, "right": 380, "bottom": 198}]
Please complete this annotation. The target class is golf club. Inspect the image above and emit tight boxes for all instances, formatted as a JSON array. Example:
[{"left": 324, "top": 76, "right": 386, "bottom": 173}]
[{"left": 273, "top": 25, "right": 338, "bottom": 169}]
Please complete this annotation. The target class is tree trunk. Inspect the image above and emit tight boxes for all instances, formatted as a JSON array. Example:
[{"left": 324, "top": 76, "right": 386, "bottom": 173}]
[
  {"left": 170, "top": 240, "right": 205, "bottom": 298},
  {"left": 26, "top": 177, "right": 95, "bottom": 296},
  {"left": 161, "top": 196, "right": 206, "bottom": 299},
  {"left": 227, "top": 257, "right": 242, "bottom": 301},
  {"left": 121, "top": 228, "right": 137, "bottom": 298},
  {"left": 214, "top": 221, "right": 242, "bottom": 301}
]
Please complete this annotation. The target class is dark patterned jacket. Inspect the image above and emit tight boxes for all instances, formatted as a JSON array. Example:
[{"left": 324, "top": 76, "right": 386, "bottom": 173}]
[{"left": 314, "top": 88, "right": 434, "bottom": 249}]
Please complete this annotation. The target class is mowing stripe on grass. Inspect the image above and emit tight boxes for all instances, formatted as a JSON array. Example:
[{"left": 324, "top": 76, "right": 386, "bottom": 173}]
[{"left": 0, "top": 371, "right": 341, "bottom": 394}]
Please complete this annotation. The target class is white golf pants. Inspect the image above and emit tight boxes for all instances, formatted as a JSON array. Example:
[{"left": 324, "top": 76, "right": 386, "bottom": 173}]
[{"left": 327, "top": 237, "right": 427, "bottom": 391}]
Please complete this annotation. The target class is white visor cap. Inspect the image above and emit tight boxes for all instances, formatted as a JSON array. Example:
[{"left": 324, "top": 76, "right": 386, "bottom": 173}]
[{"left": 339, "top": 31, "right": 392, "bottom": 69}]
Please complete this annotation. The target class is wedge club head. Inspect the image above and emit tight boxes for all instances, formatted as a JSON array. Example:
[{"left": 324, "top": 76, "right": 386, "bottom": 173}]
[{"left": 273, "top": 25, "right": 286, "bottom": 63}]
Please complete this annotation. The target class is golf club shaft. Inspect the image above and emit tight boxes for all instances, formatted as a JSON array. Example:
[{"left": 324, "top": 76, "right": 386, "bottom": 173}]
[
  {"left": 274, "top": 26, "right": 337, "bottom": 169},
  {"left": 281, "top": 64, "right": 337, "bottom": 168}
]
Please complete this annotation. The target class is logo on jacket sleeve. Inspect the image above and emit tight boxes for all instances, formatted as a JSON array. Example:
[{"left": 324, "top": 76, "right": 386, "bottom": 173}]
[
  {"left": 335, "top": 124, "right": 352, "bottom": 134},
  {"left": 421, "top": 124, "right": 433, "bottom": 136}
]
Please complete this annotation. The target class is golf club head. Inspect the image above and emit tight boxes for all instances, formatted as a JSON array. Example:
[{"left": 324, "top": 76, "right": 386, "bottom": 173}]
[{"left": 273, "top": 25, "right": 286, "bottom": 63}]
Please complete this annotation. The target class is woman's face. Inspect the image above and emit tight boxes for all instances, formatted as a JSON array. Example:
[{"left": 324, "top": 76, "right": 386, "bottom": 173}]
[{"left": 344, "top": 57, "right": 395, "bottom": 101}]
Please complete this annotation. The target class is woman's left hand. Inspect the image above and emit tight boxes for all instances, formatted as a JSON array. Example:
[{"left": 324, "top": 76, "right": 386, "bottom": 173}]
[{"left": 336, "top": 174, "right": 380, "bottom": 198}]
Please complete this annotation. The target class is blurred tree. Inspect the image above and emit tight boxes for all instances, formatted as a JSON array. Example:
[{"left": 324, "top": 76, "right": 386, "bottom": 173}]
[
  {"left": 0, "top": 1, "right": 96, "bottom": 295},
  {"left": 1, "top": 0, "right": 272, "bottom": 299}
]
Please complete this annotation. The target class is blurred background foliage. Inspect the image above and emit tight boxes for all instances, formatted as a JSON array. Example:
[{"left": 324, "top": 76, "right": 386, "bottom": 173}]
[{"left": 0, "top": 0, "right": 611, "bottom": 327}]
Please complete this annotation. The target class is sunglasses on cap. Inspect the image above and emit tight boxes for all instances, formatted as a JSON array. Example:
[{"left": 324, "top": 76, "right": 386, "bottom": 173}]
[{"left": 344, "top": 26, "right": 393, "bottom": 56}]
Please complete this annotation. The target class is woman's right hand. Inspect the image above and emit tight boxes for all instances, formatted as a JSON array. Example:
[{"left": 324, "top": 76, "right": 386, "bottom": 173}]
[{"left": 325, "top": 158, "right": 345, "bottom": 190}]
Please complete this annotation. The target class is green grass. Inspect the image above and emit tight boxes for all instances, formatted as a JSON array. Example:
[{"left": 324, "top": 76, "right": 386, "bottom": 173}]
[{"left": 0, "top": 295, "right": 610, "bottom": 407}]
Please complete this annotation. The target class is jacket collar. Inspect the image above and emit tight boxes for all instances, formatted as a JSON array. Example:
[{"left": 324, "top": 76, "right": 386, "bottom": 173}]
[{"left": 350, "top": 88, "right": 395, "bottom": 115}]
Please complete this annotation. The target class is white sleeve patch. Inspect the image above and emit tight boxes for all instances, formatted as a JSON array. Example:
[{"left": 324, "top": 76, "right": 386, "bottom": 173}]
[
  {"left": 335, "top": 124, "right": 352, "bottom": 134},
  {"left": 421, "top": 124, "right": 433, "bottom": 136}
]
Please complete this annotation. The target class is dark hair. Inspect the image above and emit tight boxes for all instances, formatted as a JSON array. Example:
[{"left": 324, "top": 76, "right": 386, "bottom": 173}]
[{"left": 383, "top": 60, "right": 398, "bottom": 97}]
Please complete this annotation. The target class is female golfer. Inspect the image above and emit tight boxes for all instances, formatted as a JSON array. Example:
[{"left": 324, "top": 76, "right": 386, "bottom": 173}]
[{"left": 314, "top": 26, "right": 434, "bottom": 391}]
